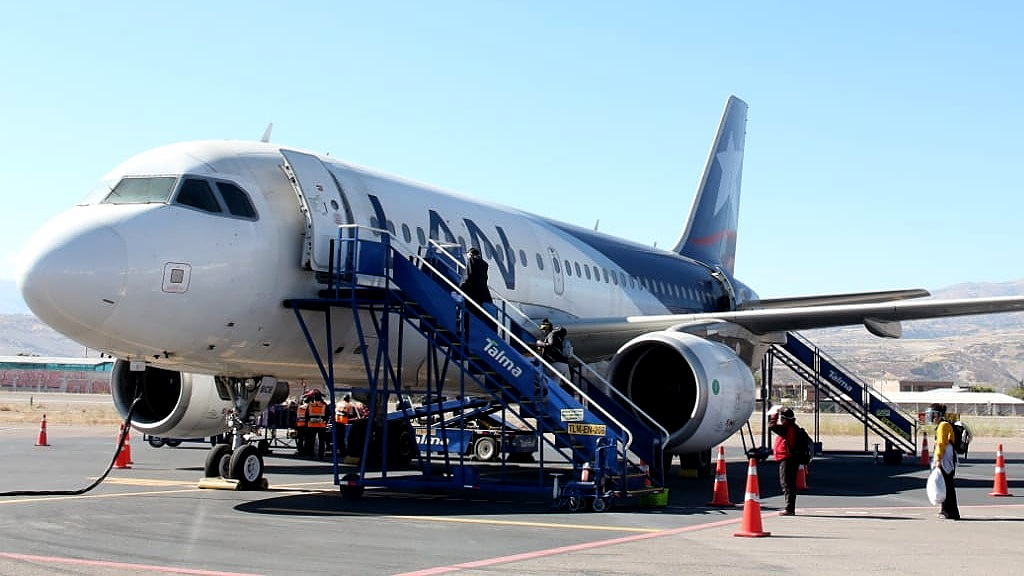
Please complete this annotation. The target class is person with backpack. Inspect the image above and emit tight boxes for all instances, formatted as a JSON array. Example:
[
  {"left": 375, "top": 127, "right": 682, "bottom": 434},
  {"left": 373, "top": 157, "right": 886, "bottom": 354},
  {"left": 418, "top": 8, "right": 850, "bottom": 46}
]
[
  {"left": 769, "top": 405, "right": 809, "bottom": 516},
  {"left": 929, "top": 403, "right": 961, "bottom": 520},
  {"left": 536, "top": 318, "right": 571, "bottom": 382}
]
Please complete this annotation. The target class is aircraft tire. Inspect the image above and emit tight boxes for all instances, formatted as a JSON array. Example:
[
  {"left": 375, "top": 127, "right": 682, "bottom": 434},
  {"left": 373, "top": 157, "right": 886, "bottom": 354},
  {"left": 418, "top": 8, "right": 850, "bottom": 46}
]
[
  {"left": 228, "top": 444, "right": 264, "bottom": 489},
  {"left": 204, "top": 443, "right": 232, "bottom": 478},
  {"left": 148, "top": 437, "right": 166, "bottom": 448}
]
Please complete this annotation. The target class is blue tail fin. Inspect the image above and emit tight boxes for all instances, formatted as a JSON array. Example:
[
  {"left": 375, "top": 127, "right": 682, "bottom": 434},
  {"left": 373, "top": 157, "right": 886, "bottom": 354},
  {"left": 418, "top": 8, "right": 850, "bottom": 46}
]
[{"left": 672, "top": 96, "right": 748, "bottom": 275}]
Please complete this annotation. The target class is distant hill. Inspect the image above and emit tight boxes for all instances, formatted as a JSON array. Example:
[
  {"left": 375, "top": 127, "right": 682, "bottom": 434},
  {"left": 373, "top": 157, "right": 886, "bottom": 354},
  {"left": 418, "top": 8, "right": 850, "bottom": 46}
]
[{"left": 3, "top": 279, "right": 1023, "bottom": 388}]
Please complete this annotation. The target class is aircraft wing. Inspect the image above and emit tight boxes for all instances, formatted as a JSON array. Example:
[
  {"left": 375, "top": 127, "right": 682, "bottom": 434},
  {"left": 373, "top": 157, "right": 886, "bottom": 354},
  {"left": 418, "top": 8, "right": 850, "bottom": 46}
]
[{"left": 565, "top": 295, "right": 1024, "bottom": 360}]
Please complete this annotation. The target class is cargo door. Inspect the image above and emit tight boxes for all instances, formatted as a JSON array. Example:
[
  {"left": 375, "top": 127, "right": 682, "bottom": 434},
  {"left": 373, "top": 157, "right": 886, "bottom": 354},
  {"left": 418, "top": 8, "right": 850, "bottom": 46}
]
[{"left": 280, "top": 149, "right": 348, "bottom": 272}]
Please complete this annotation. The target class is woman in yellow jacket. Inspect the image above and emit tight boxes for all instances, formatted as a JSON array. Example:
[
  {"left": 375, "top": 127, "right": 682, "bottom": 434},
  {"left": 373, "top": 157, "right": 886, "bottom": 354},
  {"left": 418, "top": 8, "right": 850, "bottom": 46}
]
[{"left": 930, "top": 403, "right": 960, "bottom": 520}]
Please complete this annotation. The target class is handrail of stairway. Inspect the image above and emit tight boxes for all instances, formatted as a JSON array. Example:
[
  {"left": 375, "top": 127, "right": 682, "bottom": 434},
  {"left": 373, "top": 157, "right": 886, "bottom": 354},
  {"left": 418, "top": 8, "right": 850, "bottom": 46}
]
[
  {"left": 409, "top": 240, "right": 639, "bottom": 456},
  {"left": 419, "top": 238, "right": 670, "bottom": 452},
  {"left": 771, "top": 347, "right": 917, "bottom": 453},
  {"left": 786, "top": 331, "right": 918, "bottom": 444}
]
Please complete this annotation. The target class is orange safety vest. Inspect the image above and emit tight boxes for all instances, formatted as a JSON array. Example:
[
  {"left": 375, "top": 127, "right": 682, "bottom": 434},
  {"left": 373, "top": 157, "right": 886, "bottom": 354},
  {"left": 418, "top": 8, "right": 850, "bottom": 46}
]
[
  {"left": 306, "top": 400, "right": 327, "bottom": 428},
  {"left": 295, "top": 404, "right": 307, "bottom": 428},
  {"left": 336, "top": 403, "right": 351, "bottom": 425}
]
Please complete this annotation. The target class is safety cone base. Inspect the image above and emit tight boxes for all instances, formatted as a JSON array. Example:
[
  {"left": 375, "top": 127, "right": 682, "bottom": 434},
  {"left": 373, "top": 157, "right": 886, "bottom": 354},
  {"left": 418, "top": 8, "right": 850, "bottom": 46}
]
[
  {"left": 988, "top": 490, "right": 1013, "bottom": 497},
  {"left": 734, "top": 528, "right": 771, "bottom": 537}
]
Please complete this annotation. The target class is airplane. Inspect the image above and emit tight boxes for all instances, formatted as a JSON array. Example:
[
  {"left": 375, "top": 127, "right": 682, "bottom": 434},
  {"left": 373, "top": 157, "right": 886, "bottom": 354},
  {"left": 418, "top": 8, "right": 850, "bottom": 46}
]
[{"left": 16, "top": 96, "right": 1024, "bottom": 487}]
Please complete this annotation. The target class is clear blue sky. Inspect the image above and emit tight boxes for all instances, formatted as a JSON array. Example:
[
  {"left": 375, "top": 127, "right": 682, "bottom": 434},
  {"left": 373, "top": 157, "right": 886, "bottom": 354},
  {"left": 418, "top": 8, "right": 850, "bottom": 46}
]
[{"left": 2, "top": 1, "right": 1021, "bottom": 299}]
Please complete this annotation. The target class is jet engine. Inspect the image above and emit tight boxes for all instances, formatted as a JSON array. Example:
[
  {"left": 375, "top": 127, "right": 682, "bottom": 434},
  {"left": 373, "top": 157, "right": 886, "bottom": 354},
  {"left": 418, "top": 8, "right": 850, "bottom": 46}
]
[
  {"left": 607, "top": 331, "right": 755, "bottom": 454},
  {"left": 109, "top": 360, "right": 287, "bottom": 439}
]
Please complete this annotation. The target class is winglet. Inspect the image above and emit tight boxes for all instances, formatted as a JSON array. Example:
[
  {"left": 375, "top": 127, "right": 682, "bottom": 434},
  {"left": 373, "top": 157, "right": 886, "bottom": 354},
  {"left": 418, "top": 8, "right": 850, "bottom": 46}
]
[
  {"left": 672, "top": 96, "right": 748, "bottom": 275},
  {"left": 260, "top": 123, "right": 274, "bottom": 143}
]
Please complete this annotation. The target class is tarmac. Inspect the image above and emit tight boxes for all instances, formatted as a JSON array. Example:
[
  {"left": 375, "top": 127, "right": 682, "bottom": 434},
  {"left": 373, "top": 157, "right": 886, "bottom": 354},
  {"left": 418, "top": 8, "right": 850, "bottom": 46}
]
[{"left": 1, "top": 422, "right": 1022, "bottom": 575}]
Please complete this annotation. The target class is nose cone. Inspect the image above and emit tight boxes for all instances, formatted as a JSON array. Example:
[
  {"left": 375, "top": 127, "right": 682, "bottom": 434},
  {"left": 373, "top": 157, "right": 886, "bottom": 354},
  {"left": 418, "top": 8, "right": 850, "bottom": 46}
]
[{"left": 16, "top": 210, "right": 127, "bottom": 341}]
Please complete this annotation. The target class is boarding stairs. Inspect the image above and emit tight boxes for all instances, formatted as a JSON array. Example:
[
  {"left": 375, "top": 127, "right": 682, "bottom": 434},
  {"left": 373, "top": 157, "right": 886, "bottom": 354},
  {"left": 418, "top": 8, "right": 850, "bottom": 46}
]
[
  {"left": 768, "top": 331, "right": 918, "bottom": 456},
  {"left": 285, "top": 227, "right": 669, "bottom": 498}
]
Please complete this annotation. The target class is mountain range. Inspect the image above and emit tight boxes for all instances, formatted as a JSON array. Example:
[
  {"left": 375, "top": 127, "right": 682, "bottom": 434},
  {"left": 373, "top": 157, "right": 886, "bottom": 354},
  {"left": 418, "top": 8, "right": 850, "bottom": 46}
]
[{"left": 2, "top": 279, "right": 1023, "bottom": 389}]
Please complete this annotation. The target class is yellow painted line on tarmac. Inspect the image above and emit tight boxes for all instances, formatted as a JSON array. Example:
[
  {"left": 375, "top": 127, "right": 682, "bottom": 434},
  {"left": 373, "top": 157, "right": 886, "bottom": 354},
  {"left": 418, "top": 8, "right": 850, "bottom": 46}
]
[
  {"left": 0, "top": 487, "right": 201, "bottom": 505},
  {"left": 101, "top": 477, "right": 197, "bottom": 487},
  {"left": 257, "top": 506, "right": 658, "bottom": 532}
]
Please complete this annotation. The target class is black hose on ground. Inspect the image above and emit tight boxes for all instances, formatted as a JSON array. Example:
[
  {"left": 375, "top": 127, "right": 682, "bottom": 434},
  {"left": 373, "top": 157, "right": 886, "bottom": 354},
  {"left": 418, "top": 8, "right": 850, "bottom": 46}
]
[{"left": 0, "top": 396, "right": 142, "bottom": 497}]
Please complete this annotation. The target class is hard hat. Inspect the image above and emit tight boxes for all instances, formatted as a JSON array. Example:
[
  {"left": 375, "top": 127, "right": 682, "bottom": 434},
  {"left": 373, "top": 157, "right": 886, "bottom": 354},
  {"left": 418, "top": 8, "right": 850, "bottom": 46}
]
[
  {"left": 539, "top": 318, "right": 552, "bottom": 330},
  {"left": 779, "top": 408, "right": 795, "bottom": 421}
]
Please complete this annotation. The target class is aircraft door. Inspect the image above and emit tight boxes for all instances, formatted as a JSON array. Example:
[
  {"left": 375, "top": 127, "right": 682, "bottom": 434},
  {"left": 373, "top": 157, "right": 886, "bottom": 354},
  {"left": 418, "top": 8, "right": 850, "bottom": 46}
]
[
  {"left": 547, "top": 247, "right": 565, "bottom": 296},
  {"left": 280, "top": 149, "right": 347, "bottom": 272}
]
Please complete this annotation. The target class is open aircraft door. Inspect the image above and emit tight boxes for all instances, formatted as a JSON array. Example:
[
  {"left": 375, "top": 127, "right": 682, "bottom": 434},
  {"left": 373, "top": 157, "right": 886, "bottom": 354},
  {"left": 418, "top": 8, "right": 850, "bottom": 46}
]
[{"left": 280, "top": 149, "right": 349, "bottom": 272}]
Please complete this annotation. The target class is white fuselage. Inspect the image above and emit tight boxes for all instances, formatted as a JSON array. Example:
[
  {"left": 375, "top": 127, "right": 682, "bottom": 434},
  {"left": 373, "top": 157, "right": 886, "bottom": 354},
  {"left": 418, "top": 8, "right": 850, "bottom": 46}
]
[{"left": 18, "top": 141, "right": 713, "bottom": 384}]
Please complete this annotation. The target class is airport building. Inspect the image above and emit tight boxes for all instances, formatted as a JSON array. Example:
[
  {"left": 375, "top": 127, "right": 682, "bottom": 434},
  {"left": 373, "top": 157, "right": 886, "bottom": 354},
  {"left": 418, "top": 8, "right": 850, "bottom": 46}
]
[{"left": 0, "top": 356, "right": 113, "bottom": 394}]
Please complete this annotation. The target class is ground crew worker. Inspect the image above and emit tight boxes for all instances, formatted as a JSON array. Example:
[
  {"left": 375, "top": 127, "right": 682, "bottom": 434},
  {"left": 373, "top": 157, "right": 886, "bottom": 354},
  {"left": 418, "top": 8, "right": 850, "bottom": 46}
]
[
  {"left": 304, "top": 390, "right": 328, "bottom": 460},
  {"left": 337, "top": 394, "right": 368, "bottom": 456},
  {"left": 294, "top": 396, "right": 307, "bottom": 456}
]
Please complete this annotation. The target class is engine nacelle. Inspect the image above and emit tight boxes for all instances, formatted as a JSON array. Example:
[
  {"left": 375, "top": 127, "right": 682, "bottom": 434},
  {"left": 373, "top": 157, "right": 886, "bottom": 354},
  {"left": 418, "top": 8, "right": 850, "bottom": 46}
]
[
  {"left": 607, "top": 331, "right": 755, "bottom": 453},
  {"left": 109, "top": 360, "right": 284, "bottom": 439}
]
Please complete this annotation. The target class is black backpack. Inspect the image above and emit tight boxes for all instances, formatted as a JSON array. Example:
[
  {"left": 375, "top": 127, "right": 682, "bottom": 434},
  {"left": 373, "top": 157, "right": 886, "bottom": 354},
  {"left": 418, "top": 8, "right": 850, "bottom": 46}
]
[
  {"left": 952, "top": 421, "right": 970, "bottom": 456},
  {"left": 792, "top": 426, "right": 814, "bottom": 465}
]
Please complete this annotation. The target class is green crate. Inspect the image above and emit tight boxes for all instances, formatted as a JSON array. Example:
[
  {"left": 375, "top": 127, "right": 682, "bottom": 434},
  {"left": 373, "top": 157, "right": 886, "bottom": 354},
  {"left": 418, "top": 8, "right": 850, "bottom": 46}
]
[{"left": 638, "top": 489, "right": 669, "bottom": 507}]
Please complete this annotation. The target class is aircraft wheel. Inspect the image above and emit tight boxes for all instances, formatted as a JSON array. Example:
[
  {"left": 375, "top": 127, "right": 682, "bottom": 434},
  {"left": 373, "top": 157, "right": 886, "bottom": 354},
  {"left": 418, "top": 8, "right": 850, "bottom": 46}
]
[
  {"left": 228, "top": 444, "right": 264, "bottom": 489},
  {"left": 204, "top": 443, "right": 232, "bottom": 478},
  {"left": 165, "top": 439, "right": 182, "bottom": 447},
  {"left": 340, "top": 473, "right": 364, "bottom": 500},
  {"left": 148, "top": 437, "right": 166, "bottom": 448},
  {"left": 473, "top": 437, "right": 498, "bottom": 461}
]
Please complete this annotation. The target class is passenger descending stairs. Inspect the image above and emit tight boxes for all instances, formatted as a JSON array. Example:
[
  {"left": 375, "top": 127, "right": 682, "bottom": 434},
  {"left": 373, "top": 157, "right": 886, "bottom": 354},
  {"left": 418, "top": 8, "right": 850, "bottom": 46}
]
[
  {"left": 769, "top": 332, "right": 918, "bottom": 455},
  {"left": 388, "top": 247, "right": 669, "bottom": 490}
]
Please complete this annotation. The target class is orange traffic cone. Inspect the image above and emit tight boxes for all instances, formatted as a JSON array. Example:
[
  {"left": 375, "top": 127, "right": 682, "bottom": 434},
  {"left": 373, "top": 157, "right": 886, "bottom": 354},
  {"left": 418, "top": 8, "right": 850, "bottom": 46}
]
[
  {"left": 733, "top": 458, "right": 771, "bottom": 537},
  {"left": 989, "top": 443, "right": 1012, "bottom": 497},
  {"left": 920, "top": 437, "right": 930, "bottom": 467},
  {"left": 707, "top": 446, "right": 733, "bottom": 506},
  {"left": 796, "top": 464, "right": 808, "bottom": 491},
  {"left": 113, "top": 424, "right": 132, "bottom": 469},
  {"left": 35, "top": 414, "right": 50, "bottom": 446}
]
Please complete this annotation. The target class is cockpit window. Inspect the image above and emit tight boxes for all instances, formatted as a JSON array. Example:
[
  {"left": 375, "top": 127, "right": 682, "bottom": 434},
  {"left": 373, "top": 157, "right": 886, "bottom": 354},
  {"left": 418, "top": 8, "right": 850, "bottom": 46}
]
[
  {"left": 176, "top": 179, "right": 223, "bottom": 213},
  {"left": 102, "top": 177, "right": 177, "bottom": 204},
  {"left": 216, "top": 182, "right": 257, "bottom": 218}
]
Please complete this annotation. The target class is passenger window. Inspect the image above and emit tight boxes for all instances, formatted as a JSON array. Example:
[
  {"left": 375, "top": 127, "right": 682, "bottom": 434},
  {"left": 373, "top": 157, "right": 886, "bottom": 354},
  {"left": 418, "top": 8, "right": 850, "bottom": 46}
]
[
  {"left": 552, "top": 258, "right": 561, "bottom": 274},
  {"left": 216, "top": 182, "right": 257, "bottom": 218},
  {"left": 536, "top": 253, "right": 545, "bottom": 271},
  {"left": 176, "top": 179, "right": 222, "bottom": 213},
  {"left": 402, "top": 223, "right": 412, "bottom": 243},
  {"left": 417, "top": 227, "right": 426, "bottom": 245},
  {"left": 574, "top": 262, "right": 581, "bottom": 277},
  {"left": 564, "top": 260, "right": 572, "bottom": 276}
]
